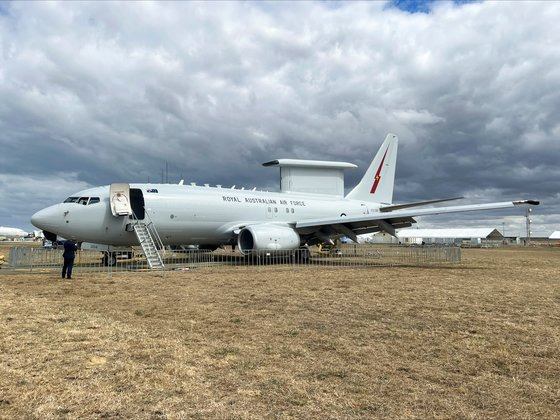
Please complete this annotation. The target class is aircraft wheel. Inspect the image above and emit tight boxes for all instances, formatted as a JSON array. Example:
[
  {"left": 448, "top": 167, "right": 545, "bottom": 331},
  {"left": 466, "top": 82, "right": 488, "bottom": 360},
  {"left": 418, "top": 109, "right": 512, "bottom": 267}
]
[{"left": 102, "top": 252, "right": 117, "bottom": 266}]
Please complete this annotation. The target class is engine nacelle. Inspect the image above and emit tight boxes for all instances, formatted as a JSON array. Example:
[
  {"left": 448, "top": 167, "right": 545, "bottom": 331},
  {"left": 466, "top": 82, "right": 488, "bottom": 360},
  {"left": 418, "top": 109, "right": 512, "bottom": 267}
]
[{"left": 237, "top": 224, "right": 300, "bottom": 254}]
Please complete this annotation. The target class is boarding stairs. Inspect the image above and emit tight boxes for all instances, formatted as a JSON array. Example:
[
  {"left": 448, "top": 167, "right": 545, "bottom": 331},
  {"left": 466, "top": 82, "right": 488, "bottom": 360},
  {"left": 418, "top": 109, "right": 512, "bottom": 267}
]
[{"left": 131, "top": 212, "right": 165, "bottom": 270}]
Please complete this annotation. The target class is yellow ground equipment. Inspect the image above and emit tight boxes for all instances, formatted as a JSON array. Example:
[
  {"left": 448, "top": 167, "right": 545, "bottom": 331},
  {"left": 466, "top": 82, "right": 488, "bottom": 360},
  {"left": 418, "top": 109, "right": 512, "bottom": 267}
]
[{"left": 316, "top": 241, "right": 342, "bottom": 256}]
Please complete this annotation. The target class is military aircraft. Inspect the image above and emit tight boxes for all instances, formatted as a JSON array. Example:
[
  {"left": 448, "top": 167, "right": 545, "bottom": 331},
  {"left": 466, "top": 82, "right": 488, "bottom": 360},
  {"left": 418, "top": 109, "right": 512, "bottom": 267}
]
[{"left": 31, "top": 134, "right": 538, "bottom": 256}]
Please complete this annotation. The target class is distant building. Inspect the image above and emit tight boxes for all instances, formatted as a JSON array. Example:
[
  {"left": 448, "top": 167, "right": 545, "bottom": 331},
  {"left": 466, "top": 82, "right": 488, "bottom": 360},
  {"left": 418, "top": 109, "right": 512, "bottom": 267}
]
[
  {"left": 397, "top": 228, "right": 504, "bottom": 246},
  {"left": 355, "top": 231, "right": 398, "bottom": 244},
  {"left": 549, "top": 231, "right": 560, "bottom": 240}
]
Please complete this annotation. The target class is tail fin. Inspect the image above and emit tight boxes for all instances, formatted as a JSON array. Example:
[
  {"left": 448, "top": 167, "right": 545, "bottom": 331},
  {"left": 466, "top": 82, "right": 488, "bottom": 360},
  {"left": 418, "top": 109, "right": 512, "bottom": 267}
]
[{"left": 346, "top": 133, "right": 398, "bottom": 204}]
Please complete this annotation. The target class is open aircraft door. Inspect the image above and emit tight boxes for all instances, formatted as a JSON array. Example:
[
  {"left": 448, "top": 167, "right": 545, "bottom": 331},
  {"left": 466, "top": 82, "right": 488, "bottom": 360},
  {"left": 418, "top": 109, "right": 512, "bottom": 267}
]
[{"left": 109, "top": 183, "right": 132, "bottom": 216}]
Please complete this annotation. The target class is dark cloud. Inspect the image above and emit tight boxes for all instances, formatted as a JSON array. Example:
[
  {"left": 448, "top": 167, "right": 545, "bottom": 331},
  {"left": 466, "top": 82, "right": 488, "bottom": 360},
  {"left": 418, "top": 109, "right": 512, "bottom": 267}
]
[{"left": 0, "top": 1, "right": 558, "bottom": 236}]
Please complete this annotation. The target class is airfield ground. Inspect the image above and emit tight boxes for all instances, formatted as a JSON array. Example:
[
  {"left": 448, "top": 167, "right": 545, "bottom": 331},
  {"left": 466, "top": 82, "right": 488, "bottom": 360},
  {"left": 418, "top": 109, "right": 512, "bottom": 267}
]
[{"left": 0, "top": 247, "right": 559, "bottom": 418}]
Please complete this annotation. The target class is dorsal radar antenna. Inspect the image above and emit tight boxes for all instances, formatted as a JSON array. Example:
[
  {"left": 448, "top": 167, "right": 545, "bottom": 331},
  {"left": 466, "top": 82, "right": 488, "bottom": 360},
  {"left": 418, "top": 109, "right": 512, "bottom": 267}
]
[{"left": 262, "top": 158, "right": 356, "bottom": 197}]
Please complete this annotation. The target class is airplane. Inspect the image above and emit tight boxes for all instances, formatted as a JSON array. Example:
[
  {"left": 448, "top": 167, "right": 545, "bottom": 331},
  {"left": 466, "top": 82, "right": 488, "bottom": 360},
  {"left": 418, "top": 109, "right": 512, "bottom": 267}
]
[
  {"left": 30, "top": 133, "right": 538, "bottom": 260},
  {"left": 0, "top": 226, "right": 28, "bottom": 239}
]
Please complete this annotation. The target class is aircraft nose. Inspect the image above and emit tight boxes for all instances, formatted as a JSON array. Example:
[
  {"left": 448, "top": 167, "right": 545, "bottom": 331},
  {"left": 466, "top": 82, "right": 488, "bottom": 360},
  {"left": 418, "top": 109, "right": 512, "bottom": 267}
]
[{"left": 31, "top": 206, "right": 61, "bottom": 231}]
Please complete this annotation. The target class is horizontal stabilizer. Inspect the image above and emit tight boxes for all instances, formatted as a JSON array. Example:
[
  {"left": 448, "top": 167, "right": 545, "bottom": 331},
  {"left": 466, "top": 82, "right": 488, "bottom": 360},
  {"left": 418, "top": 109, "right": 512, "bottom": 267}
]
[{"left": 379, "top": 197, "right": 464, "bottom": 212}]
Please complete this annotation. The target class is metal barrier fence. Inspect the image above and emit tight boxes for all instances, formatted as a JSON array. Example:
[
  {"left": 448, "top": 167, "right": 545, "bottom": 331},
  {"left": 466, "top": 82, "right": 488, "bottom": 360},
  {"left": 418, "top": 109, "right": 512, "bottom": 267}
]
[{"left": 6, "top": 244, "right": 460, "bottom": 274}]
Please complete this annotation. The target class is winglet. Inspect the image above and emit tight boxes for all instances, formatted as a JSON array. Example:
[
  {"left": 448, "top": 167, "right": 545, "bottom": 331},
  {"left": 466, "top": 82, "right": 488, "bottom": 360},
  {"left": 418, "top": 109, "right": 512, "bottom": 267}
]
[{"left": 513, "top": 200, "right": 540, "bottom": 206}]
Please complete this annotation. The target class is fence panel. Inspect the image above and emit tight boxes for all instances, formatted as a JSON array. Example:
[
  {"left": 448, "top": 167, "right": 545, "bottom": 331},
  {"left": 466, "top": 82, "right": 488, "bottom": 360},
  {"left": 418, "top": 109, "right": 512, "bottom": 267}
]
[{"left": 6, "top": 244, "right": 461, "bottom": 274}]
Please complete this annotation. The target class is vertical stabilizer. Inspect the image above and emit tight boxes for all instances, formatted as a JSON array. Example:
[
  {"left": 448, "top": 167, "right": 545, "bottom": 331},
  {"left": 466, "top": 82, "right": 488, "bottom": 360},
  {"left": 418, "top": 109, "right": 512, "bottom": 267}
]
[{"left": 346, "top": 133, "right": 398, "bottom": 204}]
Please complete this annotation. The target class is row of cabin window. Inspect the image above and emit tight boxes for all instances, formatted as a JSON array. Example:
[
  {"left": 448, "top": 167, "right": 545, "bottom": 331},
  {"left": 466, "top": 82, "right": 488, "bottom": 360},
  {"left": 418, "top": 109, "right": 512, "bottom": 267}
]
[
  {"left": 64, "top": 197, "right": 101, "bottom": 205},
  {"left": 268, "top": 207, "right": 295, "bottom": 214}
]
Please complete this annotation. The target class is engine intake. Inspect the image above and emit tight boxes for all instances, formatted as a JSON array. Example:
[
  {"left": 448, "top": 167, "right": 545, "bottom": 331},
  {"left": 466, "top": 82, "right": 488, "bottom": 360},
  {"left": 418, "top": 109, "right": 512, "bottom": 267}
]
[{"left": 238, "top": 225, "right": 300, "bottom": 255}]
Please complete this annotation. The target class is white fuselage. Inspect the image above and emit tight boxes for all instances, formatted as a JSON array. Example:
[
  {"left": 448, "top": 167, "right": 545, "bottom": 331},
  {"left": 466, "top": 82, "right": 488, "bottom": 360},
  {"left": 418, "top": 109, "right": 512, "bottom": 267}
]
[
  {"left": 0, "top": 226, "right": 28, "bottom": 238},
  {"left": 31, "top": 184, "right": 381, "bottom": 246}
]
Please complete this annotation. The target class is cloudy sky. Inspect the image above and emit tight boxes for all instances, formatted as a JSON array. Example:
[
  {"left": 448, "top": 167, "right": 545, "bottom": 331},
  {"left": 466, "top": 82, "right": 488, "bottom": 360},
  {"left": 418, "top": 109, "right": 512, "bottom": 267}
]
[{"left": 1, "top": 0, "right": 558, "bottom": 236}]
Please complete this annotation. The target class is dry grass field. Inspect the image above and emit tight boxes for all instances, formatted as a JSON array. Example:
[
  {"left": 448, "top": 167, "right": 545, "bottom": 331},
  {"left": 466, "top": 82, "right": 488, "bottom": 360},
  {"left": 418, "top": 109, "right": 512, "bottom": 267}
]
[{"left": 1, "top": 247, "right": 559, "bottom": 419}]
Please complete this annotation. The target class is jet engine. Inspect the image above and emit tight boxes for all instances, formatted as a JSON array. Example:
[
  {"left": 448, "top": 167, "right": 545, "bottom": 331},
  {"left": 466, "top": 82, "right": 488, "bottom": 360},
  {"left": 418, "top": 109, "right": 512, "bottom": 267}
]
[{"left": 237, "top": 224, "right": 300, "bottom": 254}]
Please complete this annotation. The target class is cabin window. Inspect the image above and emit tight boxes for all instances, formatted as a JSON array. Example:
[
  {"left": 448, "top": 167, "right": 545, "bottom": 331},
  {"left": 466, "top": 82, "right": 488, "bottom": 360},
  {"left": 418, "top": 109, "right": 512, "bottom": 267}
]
[
  {"left": 274, "top": 207, "right": 278, "bottom": 213},
  {"left": 64, "top": 197, "right": 79, "bottom": 203},
  {"left": 88, "top": 197, "right": 100, "bottom": 205}
]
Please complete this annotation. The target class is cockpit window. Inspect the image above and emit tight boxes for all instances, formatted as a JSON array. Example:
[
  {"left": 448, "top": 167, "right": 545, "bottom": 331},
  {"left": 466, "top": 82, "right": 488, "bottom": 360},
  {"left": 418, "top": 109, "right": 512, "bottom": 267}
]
[{"left": 64, "top": 196, "right": 101, "bottom": 205}]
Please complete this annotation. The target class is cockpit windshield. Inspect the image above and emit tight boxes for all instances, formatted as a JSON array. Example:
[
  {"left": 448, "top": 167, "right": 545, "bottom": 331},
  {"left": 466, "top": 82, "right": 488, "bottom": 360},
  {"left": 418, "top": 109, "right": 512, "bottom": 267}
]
[{"left": 63, "top": 196, "right": 100, "bottom": 205}]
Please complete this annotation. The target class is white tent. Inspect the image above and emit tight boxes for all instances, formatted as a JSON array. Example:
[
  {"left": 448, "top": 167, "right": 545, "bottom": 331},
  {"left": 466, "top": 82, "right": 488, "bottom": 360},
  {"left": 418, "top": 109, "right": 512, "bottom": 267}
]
[
  {"left": 549, "top": 231, "right": 560, "bottom": 239},
  {"left": 397, "top": 228, "right": 504, "bottom": 245}
]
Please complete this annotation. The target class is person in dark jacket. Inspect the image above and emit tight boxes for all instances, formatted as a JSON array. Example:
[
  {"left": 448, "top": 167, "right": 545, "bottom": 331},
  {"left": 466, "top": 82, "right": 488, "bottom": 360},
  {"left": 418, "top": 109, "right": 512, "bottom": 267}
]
[{"left": 62, "top": 239, "right": 78, "bottom": 279}]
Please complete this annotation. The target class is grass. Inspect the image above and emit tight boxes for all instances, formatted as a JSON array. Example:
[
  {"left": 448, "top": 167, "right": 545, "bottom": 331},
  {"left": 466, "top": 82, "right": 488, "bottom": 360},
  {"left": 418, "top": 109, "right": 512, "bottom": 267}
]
[{"left": 0, "top": 247, "right": 559, "bottom": 418}]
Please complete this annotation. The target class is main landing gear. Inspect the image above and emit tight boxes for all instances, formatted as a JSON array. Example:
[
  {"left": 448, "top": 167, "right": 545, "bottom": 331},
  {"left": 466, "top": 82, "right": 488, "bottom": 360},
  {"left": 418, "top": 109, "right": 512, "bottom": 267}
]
[{"left": 102, "top": 252, "right": 117, "bottom": 266}]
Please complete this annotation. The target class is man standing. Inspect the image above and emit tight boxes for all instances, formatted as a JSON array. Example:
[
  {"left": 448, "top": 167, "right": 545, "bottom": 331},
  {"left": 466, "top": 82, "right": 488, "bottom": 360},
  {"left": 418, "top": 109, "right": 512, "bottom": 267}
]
[{"left": 62, "top": 239, "right": 78, "bottom": 279}]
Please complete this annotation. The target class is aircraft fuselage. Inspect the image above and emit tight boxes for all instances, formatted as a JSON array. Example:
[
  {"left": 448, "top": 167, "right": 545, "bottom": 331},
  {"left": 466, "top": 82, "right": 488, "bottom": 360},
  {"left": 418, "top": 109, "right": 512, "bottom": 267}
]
[{"left": 31, "top": 183, "right": 381, "bottom": 246}]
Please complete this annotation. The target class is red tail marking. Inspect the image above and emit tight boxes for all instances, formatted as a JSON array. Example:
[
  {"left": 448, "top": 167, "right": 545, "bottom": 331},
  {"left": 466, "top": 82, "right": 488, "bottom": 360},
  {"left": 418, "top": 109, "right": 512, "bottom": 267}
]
[{"left": 370, "top": 147, "right": 389, "bottom": 194}]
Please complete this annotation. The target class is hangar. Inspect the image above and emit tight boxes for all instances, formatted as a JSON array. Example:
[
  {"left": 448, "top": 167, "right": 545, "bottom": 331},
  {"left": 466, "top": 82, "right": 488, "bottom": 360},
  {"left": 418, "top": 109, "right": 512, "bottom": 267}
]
[
  {"left": 397, "top": 228, "right": 504, "bottom": 246},
  {"left": 549, "top": 231, "right": 560, "bottom": 240}
]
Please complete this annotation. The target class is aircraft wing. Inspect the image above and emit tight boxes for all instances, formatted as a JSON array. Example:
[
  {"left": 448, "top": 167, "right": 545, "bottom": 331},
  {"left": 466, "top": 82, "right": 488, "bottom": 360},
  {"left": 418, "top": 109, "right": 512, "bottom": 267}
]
[{"left": 295, "top": 200, "right": 539, "bottom": 243}]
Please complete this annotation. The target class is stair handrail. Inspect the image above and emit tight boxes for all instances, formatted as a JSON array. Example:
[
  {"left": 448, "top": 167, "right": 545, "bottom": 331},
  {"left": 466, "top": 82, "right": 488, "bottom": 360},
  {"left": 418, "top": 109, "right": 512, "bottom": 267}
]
[
  {"left": 130, "top": 210, "right": 165, "bottom": 269},
  {"left": 130, "top": 210, "right": 165, "bottom": 255},
  {"left": 141, "top": 208, "right": 165, "bottom": 254}
]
